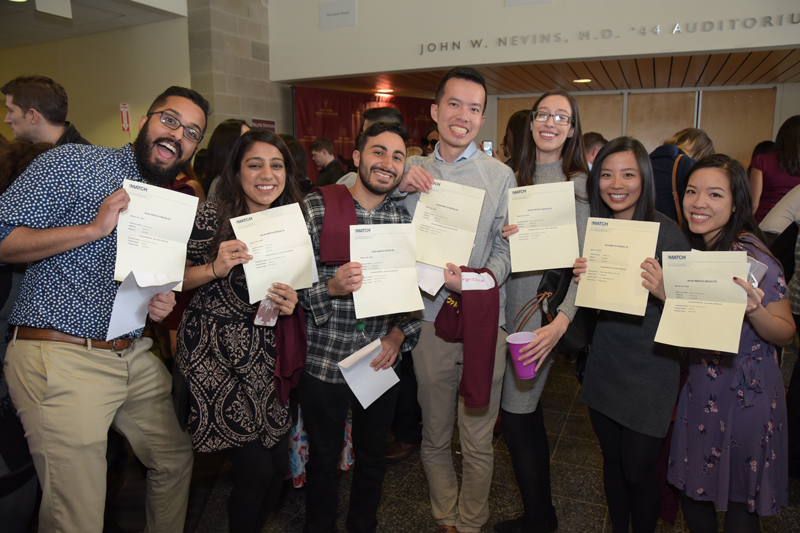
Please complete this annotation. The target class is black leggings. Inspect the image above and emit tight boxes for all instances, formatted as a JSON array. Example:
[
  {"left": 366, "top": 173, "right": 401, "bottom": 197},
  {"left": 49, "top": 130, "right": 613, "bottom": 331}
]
[
  {"left": 588, "top": 408, "right": 662, "bottom": 533},
  {"left": 680, "top": 492, "right": 760, "bottom": 533},
  {"left": 226, "top": 434, "right": 289, "bottom": 533},
  {"left": 500, "top": 407, "right": 556, "bottom": 528}
]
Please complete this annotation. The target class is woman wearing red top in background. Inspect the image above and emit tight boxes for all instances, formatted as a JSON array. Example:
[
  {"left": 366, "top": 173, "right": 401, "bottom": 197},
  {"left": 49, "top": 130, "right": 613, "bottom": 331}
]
[{"left": 751, "top": 115, "right": 800, "bottom": 223}]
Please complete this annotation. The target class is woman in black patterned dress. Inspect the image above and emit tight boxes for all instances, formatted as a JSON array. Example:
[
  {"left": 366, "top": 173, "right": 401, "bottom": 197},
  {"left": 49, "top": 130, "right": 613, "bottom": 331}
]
[{"left": 176, "top": 130, "right": 303, "bottom": 533}]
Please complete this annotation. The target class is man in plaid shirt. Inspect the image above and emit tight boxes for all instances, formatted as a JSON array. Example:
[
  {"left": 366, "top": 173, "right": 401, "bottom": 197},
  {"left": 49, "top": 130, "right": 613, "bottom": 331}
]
[{"left": 299, "top": 121, "right": 421, "bottom": 533}]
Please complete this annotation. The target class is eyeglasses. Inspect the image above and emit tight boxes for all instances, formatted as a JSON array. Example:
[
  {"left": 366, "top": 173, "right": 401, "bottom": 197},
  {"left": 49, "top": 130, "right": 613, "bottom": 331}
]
[
  {"left": 532, "top": 111, "right": 573, "bottom": 126},
  {"left": 421, "top": 138, "right": 438, "bottom": 147},
  {"left": 147, "top": 111, "right": 204, "bottom": 143}
]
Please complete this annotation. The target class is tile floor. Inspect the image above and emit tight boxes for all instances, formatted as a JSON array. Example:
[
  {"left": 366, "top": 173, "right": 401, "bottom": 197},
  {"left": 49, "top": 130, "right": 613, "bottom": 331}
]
[{"left": 172, "top": 350, "right": 799, "bottom": 533}]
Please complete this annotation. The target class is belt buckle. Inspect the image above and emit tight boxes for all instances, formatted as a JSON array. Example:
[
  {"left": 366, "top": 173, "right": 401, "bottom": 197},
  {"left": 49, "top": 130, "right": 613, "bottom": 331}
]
[{"left": 110, "top": 338, "right": 124, "bottom": 353}]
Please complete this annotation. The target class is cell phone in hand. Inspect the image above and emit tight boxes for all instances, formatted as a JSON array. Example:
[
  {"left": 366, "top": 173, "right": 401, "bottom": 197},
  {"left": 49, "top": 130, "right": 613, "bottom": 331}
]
[
  {"left": 482, "top": 140, "right": 492, "bottom": 156},
  {"left": 254, "top": 298, "right": 279, "bottom": 327}
]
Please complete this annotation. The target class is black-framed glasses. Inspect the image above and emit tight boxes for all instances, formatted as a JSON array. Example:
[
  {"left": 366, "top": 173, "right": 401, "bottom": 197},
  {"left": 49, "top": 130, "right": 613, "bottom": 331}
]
[
  {"left": 532, "top": 111, "right": 573, "bottom": 126},
  {"left": 421, "top": 138, "right": 437, "bottom": 147},
  {"left": 147, "top": 111, "right": 204, "bottom": 143}
]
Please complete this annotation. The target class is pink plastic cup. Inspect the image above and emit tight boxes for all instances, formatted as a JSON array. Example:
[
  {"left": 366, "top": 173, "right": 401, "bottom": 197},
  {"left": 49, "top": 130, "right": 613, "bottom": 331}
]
[{"left": 507, "top": 332, "right": 538, "bottom": 380}]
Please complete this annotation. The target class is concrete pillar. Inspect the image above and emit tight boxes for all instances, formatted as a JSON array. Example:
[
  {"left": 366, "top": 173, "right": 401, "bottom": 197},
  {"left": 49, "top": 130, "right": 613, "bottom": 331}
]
[{"left": 187, "top": 0, "right": 292, "bottom": 142}]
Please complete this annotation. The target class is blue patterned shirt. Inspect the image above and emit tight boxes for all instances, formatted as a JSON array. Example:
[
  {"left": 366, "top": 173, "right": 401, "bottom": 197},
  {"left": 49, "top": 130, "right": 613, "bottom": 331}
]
[{"left": 0, "top": 143, "right": 147, "bottom": 339}]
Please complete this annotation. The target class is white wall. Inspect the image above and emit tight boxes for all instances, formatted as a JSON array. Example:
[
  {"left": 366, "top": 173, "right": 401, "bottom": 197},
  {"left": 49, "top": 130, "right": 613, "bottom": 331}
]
[
  {"left": 777, "top": 83, "right": 800, "bottom": 130},
  {"left": 270, "top": 0, "right": 800, "bottom": 82}
]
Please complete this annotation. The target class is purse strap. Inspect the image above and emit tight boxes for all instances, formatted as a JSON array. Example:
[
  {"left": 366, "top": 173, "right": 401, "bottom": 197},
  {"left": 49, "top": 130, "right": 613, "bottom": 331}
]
[
  {"left": 513, "top": 291, "right": 550, "bottom": 333},
  {"left": 671, "top": 154, "right": 684, "bottom": 226}
]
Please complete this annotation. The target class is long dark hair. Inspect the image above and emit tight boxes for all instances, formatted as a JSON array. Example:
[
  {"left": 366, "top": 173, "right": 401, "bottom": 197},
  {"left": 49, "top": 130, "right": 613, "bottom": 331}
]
[
  {"left": 587, "top": 137, "right": 655, "bottom": 222},
  {"left": 682, "top": 154, "right": 769, "bottom": 253},
  {"left": 774, "top": 115, "right": 800, "bottom": 176},
  {"left": 209, "top": 130, "right": 303, "bottom": 261},
  {"left": 204, "top": 119, "right": 248, "bottom": 193},
  {"left": 0, "top": 141, "right": 55, "bottom": 194},
  {"left": 517, "top": 89, "right": 589, "bottom": 187},
  {"left": 504, "top": 109, "right": 529, "bottom": 173}
]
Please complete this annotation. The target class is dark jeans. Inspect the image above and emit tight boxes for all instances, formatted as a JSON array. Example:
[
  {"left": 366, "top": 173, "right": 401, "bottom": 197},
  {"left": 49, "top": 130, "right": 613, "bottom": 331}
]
[
  {"left": 300, "top": 371, "right": 400, "bottom": 533},
  {"left": 391, "top": 352, "right": 422, "bottom": 445}
]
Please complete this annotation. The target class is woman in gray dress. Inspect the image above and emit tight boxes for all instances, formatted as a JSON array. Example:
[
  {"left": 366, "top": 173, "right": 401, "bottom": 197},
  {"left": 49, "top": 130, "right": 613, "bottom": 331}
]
[
  {"left": 494, "top": 90, "right": 590, "bottom": 533},
  {"left": 573, "top": 137, "right": 689, "bottom": 533}
]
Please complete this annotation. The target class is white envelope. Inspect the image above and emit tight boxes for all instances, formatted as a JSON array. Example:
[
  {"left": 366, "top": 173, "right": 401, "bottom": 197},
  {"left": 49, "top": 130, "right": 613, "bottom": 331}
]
[
  {"left": 106, "top": 271, "right": 181, "bottom": 340},
  {"left": 338, "top": 339, "right": 399, "bottom": 409}
]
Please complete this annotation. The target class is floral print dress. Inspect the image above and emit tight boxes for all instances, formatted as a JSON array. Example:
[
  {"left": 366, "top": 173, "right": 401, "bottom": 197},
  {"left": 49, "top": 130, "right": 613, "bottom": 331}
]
[{"left": 667, "top": 237, "right": 789, "bottom": 516}]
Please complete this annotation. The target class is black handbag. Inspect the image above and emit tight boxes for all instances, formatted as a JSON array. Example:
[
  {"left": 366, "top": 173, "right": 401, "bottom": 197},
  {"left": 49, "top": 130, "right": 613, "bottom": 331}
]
[{"left": 513, "top": 268, "right": 597, "bottom": 355}]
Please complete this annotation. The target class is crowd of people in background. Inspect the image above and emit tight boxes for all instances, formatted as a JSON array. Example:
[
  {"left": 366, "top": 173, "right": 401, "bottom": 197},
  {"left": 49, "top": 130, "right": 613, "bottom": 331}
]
[{"left": 0, "top": 68, "right": 798, "bottom": 533}]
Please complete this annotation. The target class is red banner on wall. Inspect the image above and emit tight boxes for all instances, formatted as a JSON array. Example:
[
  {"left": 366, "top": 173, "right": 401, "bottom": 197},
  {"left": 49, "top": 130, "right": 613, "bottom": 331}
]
[{"left": 294, "top": 86, "right": 434, "bottom": 183}]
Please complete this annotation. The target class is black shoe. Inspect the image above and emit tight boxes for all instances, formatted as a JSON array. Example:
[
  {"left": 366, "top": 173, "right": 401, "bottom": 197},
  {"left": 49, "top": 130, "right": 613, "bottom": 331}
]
[
  {"left": 493, "top": 515, "right": 558, "bottom": 533},
  {"left": 494, "top": 516, "right": 524, "bottom": 533}
]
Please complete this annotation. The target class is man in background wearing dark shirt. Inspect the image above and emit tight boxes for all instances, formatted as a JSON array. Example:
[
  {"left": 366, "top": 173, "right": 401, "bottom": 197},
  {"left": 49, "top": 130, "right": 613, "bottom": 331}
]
[
  {"left": 2, "top": 75, "right": 90, "bottom": 146},
  {"left": 310, "top": 136, "right": 344, "bottom": 186}
]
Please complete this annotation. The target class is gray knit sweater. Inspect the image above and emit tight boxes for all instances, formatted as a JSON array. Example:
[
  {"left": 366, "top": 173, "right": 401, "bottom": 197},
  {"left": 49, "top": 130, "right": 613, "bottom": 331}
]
[
  {"left": 401, "top": 150, "right": 516, "bottom": 326},
  {"left": 579, "top": 212, "right": 689, "bottom": 438},
  {"left": 501, "top": 160, "right": 590, "bottom": 414}
]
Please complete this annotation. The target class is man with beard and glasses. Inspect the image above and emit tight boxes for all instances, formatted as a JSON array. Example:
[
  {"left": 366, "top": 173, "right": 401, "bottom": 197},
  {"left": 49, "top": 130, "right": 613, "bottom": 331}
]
[
  {"left": 0, "top": 86, "right": 209, "bottom": 533},
  {"left": 299, "top": 121, "right": 421, "bottom": 533}
]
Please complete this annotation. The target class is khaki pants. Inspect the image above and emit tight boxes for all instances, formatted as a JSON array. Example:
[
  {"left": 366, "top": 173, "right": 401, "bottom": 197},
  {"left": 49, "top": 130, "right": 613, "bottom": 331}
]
[
  {"left": 4, "top": 336, "right": 193, "bottom": 533},
  {"left": 412, "top": 322, "right": 506, "bottom": 533}
]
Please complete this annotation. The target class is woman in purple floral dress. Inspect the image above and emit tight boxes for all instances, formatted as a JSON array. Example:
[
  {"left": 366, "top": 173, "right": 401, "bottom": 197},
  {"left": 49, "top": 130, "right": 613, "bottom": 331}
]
[{"left": 668, "top": 155, "right": 794, "bottom": 532}]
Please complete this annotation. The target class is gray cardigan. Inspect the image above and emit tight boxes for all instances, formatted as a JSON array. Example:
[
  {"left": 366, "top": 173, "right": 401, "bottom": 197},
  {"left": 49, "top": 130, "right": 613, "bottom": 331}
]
[{"left": 501, "top": 160, "right": 590, "bottom": 414}]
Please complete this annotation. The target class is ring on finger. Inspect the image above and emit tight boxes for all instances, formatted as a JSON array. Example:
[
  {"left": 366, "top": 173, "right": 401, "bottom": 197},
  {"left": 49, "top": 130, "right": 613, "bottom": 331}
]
[{"left": 232, "top": 252, "right": 236, "bottom": 260}]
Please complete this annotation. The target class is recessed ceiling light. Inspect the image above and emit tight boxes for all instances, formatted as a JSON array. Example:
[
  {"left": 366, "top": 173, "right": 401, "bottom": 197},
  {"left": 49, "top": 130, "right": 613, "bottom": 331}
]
[
  {"left": 9, "top": 0, "right": 28, "bottom": 3},
  {"left": 376, "top": 89, "right": 393, "bottom": 93},
  {"left": 573, "top": 79, "right": 592, "bottom": 83}
]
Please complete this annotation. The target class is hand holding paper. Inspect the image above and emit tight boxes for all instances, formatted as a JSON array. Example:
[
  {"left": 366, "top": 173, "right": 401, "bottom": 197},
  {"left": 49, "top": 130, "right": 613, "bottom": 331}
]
[
  {"left": 508, "top": 182, "right": 580, "bottom": 272},
  {"left": 230, "top": 203, "right": 314, "bottom": 304},
  {"left": 412, "top": 179, "right": 485, "bottom": 269},
  {"left": 328, "top": 262, "right": 363, "bottom": 296},
  {"left": 338, "top": 339, "right": 400, "bottom": 409},
  {"left": 148, "top": 292, "right": 177, "bottom": 323},
  {"left": 114, "top": 180, "right": 199, "bottom": 288},
  {"left": 350, "top": 224, "right": 423, "bottom": 319},
  {"left": 107, "top": 271, "right": 181, "bottom": 340},
  {"left": 93, "top": 188, "right": 131, "bottom": 240},
  {"left": 575, "top": 217, "right": 660, "bottom": 316},
  {"left": 654, "top": 251, "right": 748, "bottom": 353}
]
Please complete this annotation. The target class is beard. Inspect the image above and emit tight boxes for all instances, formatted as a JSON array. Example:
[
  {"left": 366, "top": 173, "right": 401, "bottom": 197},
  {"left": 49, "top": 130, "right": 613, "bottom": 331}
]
[
  {"left": 133, "top": 129, "right": 187, "bottom": 185},
  {"left": 358, "top": 162, "right": 399, "bottom": 196}
]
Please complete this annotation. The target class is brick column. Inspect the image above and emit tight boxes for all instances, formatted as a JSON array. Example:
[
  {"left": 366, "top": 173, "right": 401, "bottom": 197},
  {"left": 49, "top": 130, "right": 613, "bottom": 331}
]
[{"left": 187, "top": 0, "right": 292, "bottom": 140}]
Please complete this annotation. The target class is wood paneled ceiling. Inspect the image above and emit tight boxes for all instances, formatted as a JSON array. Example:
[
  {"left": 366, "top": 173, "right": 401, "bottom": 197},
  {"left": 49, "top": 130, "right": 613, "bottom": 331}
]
[{"left": 292, "top": 49, "right": 800, "bottom": 98}]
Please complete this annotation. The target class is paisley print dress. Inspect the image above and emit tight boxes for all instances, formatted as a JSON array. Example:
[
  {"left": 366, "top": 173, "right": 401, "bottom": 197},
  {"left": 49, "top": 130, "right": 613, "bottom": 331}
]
[{"left": 176, "top": 203, "right": 291, "bottom": 452}]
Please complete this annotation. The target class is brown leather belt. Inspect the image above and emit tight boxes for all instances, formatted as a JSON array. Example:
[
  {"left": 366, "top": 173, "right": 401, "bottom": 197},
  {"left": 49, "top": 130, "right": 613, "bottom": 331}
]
[{"left": 15, "top": 326, "right": 134, "bottom": 351}]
